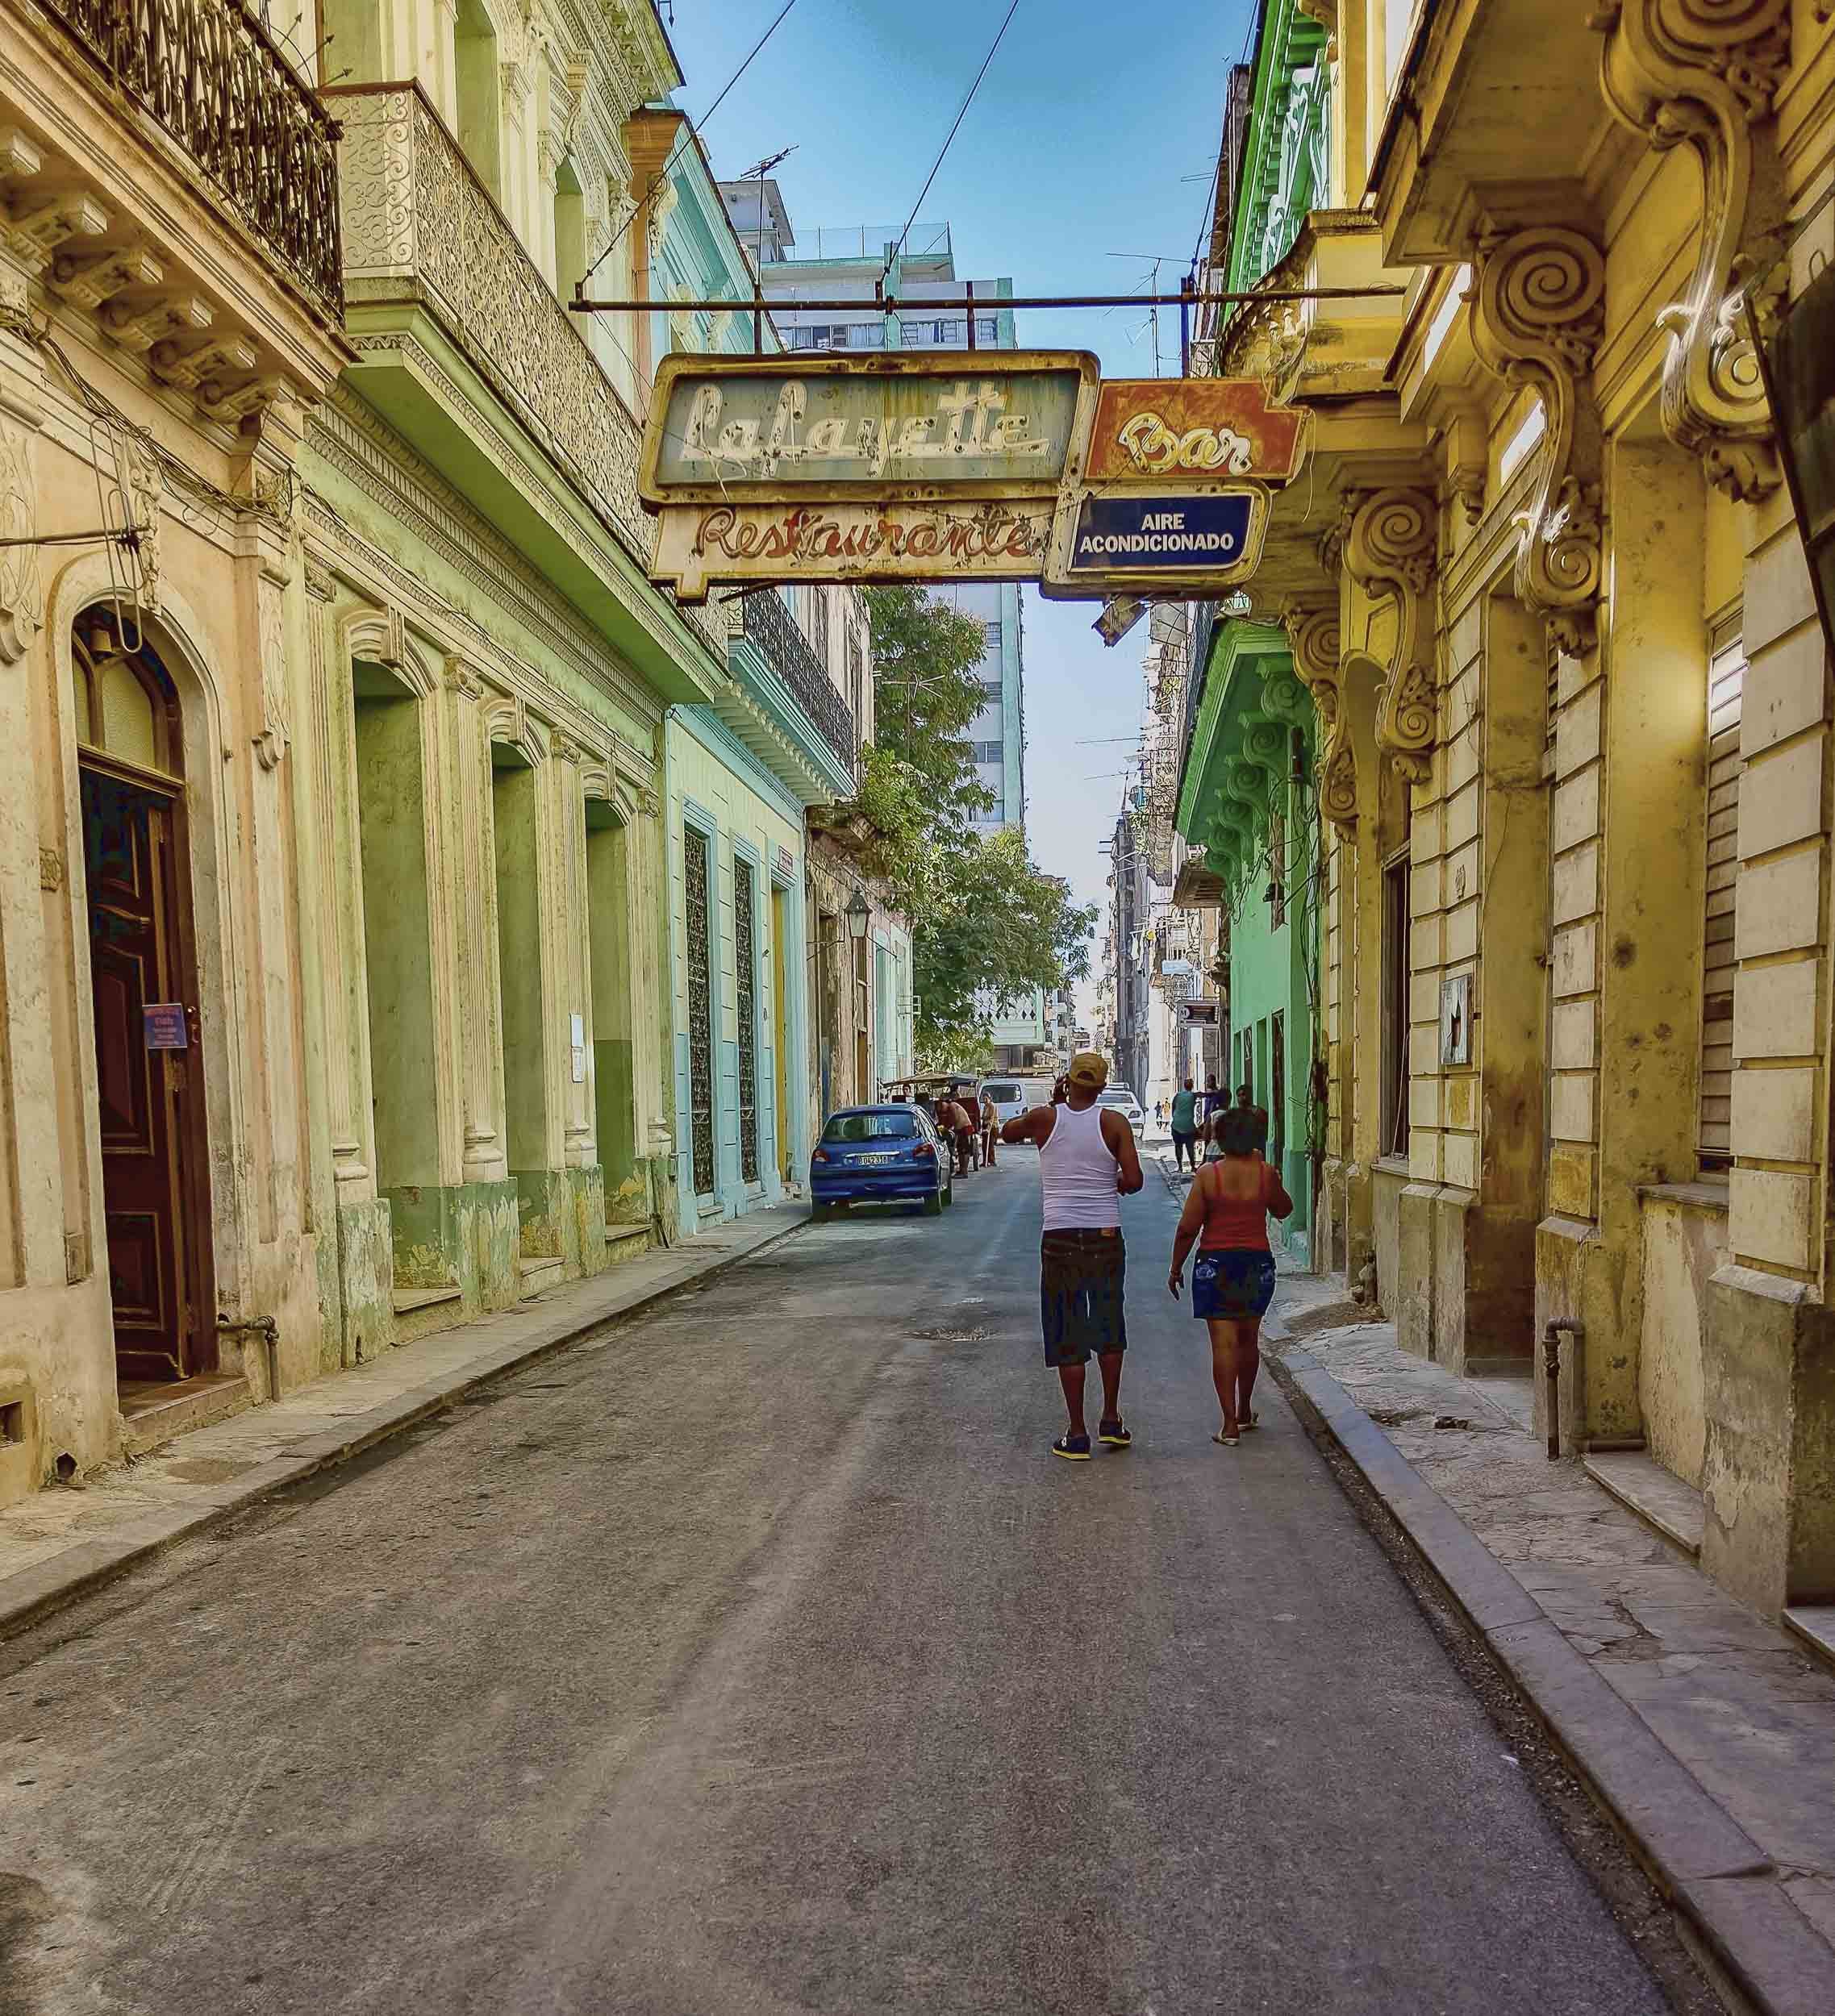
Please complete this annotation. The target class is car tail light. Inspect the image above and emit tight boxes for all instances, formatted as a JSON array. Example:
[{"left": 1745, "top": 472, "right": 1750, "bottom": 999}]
[
  {"left": 911, "top": 1140, "right": 935, "bottom": 1160},
  {"left": 812, "top": 1148, "right": 830, "bottom": 1163}
]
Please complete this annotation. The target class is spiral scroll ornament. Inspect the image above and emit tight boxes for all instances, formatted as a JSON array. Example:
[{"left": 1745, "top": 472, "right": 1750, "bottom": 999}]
[
  {"left": 1320, "top": 735, "right": 1358, "bottom": 834},
  {"left": 1470, "top": 227, "right": 1607, "bottom": 648},
  {"left": 1345, "top": 488, "right": 1439, "bottom": 782},
  {"left": 1280, "top": 597, "right": 1342, "bottom": 732}
]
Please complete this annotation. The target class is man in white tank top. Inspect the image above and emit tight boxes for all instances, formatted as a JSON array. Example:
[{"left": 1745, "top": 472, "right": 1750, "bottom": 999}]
[{"left": 1001, "top": 1052, "right": 1145, "bottom": 1460}]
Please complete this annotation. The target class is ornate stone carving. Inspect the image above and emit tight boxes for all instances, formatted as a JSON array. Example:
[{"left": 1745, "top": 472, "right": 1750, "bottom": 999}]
[
  {"left": 0, "top": 415, "right": 41, "bottom": 663},
  {"left": 1469, "top": 227, "right": 1606, "bottom": 653},
  {"left": 252, "top": 569, "right": 289, "bottom": 768},
  {"left": 1595, "top": 0, "right": 1788, "bottom": 500},
  {"left": 1320, "top": 742, "right": 1358, "bottom": 832},
  {"left": 123, "top": 440, "right": 162, "bottom": 614},
  {"left": 444, "top": 651, "right": 486, "bottom": 702},
  {"left": 302, "top": 553, "right": 335, "bottom": 602},
  {"left": 1345, "top": 487, "right": 1439, "bottom": 784},
  {"left": 1279, "top": 594, "right": 1356, "bottom": 835}
]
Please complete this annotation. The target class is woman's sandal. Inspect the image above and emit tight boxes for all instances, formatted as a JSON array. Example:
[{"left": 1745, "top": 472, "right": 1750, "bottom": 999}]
[
  {"left": 1241, "top": 1412, "right": 1260, "bottom": 1432},
  {"left": 1213, "top": 1427, "right": 1240, "bottom": 1447}
]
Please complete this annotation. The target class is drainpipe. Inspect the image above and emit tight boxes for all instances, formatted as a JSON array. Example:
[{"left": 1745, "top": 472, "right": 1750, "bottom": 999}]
[
  {"left": 1541, "top": 1318, "right": 1581, "bottom": 1460},
  {"left": 217, "top": 1314, "right": 280, "bottom": 1405}
]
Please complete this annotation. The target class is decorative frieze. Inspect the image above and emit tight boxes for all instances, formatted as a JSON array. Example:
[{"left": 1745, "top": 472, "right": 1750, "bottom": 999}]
[
  {"left": 1345, "top": 486, "right": 1439, "bottom": 785},
  {"left": 1469, "top": 226, "right": 1606, "bottom": 653},
  {"left": 1595, "top": 0, "right": 1787, "bottom": 501}
]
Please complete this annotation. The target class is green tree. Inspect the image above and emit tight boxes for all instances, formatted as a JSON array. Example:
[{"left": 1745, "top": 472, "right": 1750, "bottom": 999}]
[{"left": 853, "top": 589, "right": 1095, "bottom": 1056}]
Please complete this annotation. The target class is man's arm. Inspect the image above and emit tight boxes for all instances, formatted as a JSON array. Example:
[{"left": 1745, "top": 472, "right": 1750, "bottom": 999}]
[
  {"left": 1101, "top": 1108, "right": 1145, "bottom": 1193},
  {"left": 1000, "top": 1104, "right": 1056, "bottom": 1147}
]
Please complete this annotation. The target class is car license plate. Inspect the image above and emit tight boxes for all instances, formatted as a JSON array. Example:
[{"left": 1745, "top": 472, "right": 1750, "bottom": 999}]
[{"left": 857, "top": 1152, "right": 898, "bottom": 1165}]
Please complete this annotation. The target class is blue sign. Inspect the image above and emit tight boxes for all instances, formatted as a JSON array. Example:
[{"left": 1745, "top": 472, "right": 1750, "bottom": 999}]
[
  {"left": 143, "top": 1002, "right": 188, "bottom": 1051},
  {"left": 1070, "top": 491, "right": 1256, "bottom": 573}
]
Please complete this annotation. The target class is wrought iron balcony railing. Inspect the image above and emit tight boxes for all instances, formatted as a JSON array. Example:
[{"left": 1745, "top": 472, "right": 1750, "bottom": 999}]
[
  {"left": 740, "top": 589, "right": 857, "bottom": 777},
  {"left": 41, "top": 0, "right": 344, "bottom": 315}
]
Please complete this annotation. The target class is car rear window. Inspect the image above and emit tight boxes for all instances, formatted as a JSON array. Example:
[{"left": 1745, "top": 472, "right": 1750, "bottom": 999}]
[
  {"left": 983, "top": 1083, "right": 1021, "bottom": 1102},
  {"left": 824, "top": 1112, "right": 919, "bottom": 1142}
]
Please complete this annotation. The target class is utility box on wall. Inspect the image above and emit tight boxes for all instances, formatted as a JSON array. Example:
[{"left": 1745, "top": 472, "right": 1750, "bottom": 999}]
[{"left": 1441, "top": 972, "right": 1473, "bottom": 1067}]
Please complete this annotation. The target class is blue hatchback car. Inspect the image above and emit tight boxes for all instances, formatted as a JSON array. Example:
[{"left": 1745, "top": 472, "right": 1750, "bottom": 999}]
[{"left": 810, "top": 1104, "right": 953, "bottom": 1220}]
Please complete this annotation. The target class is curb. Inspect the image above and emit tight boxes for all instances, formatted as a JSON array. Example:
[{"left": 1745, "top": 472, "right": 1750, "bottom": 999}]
[
  {"left": 1268, "top": 1344, "right": 1835, "bottom": 2016},
  {"left": 0, "top": 1216, "right": 809, "bottom": 1646}
]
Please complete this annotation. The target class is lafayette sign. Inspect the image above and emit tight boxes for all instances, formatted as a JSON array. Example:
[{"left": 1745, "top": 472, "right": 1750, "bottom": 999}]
[
  {"left": 634, "top": 353, "right": 1305, "bottom": 600},
  {"left": 641, "top": 352, "right": 1098, "bottom": 503}
]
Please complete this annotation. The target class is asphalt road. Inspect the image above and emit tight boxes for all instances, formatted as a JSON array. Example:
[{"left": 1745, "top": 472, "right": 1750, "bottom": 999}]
[{"left": 0, "top": 1159, "right": 1674, "bottom": 2015}]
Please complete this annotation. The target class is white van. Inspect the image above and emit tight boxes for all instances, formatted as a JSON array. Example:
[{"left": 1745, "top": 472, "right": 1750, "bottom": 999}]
[{"left": 982, "top": 1077, "right": 1054, "bottom": 1128}]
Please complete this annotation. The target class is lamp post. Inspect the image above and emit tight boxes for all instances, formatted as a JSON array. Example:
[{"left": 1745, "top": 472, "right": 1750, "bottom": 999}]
[{"left": 845, "top": 888, "right": 871, "bottom": 941}]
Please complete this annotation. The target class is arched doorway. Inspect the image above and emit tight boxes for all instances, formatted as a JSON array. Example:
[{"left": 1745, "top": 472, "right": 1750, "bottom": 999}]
[{"left": 69, "top": 610, "right": 215, "bottom": 1389}]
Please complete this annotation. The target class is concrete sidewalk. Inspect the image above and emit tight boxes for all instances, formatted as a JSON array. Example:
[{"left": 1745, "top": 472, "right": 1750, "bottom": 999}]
[
  {"left": 0, "top": 1202, "right": 808, "bottom": 1640},
  {"left": 1264, "top": 1279, "right": 1835, "bottom": 2016}
]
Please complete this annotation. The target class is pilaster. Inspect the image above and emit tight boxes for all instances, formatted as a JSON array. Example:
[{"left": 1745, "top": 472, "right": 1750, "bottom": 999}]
[{"left": 444, "top": 656, "right": 507, "bottom": 1185}]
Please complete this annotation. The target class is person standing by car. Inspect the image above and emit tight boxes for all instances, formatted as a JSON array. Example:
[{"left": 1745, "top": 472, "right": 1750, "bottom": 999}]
[
  {"left": 1170, "top": 1077, "right": 1199, "bottom": 1173},
  {"left": 979, "top": 1089, "right": 1001, "bottom": 1169},
  {"left": 1167, "top": 1104, "right": 1294, "bottom": 1444},
  {"left": 1002, "top": 1052, "right": 1145, "bottom": 1460},
  {"left": 938, "top": 1092, "right": 974, "bottom": 1179}
]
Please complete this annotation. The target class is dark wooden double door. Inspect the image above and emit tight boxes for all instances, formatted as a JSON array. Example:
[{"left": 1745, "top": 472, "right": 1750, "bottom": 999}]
[{"left": 81, "top": 758, "right": 213, "bottom": 1383}]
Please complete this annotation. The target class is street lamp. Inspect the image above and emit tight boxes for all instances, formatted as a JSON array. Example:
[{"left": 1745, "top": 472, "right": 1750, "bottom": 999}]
[{"left": 845, "top": 888, "right": 871, "bottom": 941}]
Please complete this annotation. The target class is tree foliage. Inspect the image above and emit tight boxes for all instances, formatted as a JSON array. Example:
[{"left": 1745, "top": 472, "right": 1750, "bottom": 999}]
[{"left": 856, "top": 588, "right": 1097, "bottom": 1057}]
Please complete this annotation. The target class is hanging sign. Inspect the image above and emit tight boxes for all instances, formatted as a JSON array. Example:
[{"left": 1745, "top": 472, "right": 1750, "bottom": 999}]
[
  {"left": 1082, "top": 378, "right": 1310, "bottom": 485},
  {"left": 640, "top": 352, "right": 1100, "bottom": 505},
  {"left": 652, "top": 499, "right": 1055, "bottom": 600},
  {"left": 1042, "top": 485, "right": 1270, "bottom": 598}
]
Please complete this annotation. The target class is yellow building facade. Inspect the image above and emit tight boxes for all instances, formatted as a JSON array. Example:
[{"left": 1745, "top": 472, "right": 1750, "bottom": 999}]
[{"left": 1226, "top": 0, "right": 1835, "bottom": 1616}]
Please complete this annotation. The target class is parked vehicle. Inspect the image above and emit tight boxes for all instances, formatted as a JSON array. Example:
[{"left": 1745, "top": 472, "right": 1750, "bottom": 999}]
[
  {"left": 982, "top": 1077, "right": 1055, "bottom": 1132},
  {"left": 879, "top": 1074, "right": 985, "bottom": 1169},
  {"left": 810, "top": 1105, "right": 953, "bottom": 1219},
  {"left": 1096, "top": 1086, "right": 1146, "bottom": 1136}
]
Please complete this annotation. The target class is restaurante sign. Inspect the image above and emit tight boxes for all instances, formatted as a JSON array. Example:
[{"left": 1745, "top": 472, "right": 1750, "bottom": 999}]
[{"left": 634, "top": 354, "right": 1308, "bottom": 600}]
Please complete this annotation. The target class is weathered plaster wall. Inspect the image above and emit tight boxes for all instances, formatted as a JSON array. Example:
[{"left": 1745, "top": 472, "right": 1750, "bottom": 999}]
[{"left": 1639, "top": 1189, "right": 1726, "bottom": 1489}]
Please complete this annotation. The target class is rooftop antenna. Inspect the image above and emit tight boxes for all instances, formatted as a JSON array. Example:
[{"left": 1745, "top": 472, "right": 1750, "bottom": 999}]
[
  {"left": 1109, "top": 252, "right": 1184, "bottom": 375},
  {"left": 740, "top": 146, "right": 795, "bottom": 352}
]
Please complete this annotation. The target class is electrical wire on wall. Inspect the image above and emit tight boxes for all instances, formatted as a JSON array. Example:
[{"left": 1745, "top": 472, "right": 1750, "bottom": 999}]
[{"left": 0, "top": 304, "right": 287, "bottom": 651}]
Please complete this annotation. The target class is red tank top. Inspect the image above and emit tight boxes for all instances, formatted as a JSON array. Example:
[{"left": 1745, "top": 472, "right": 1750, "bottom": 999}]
[{"left": 1197, "top": 1158, "right": 1294, "bottom": 1252}]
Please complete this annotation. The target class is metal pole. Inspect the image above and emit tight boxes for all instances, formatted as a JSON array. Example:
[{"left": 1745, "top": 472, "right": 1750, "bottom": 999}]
[
  {"left": 1180, "top": 272, "right": 1194, "bottom": 377},
  {"left": 966, "top": 278, "right": 976, "bottom": 352},
  {"left": 567, "top": 284, "right": 1408, "bottom": 315}
]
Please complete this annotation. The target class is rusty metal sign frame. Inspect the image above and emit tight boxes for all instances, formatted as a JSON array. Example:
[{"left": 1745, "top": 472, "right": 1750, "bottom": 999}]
[
  {"left": 1039, "top": 480, "right": 1274, "bottom": 601},
  {"left": 638, "top": 349, "right": 1104, "bottom": 509}
]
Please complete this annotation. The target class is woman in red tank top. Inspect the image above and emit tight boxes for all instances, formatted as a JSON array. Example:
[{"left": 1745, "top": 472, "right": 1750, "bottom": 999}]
[{"left": 1167, "top": 1106, "right": 1293, "bottom": 1444}]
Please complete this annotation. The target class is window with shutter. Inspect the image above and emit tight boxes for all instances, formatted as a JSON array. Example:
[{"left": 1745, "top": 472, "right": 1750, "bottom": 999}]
[{"left": 1699, "top": 619, "right": 1745, "bottom": 1173}]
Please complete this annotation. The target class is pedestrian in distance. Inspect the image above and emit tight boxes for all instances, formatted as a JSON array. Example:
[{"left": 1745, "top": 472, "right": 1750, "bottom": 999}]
[
  {"left": 1234, "top": 1081, "right": 1270, "bottom": 1155},
  {"left": 1169, "top": 1076, "right": 1200, "bottom": 1173},
  {"left": 1167, "top": 1104, "right": 1294, "bottom": 1445},
  {"left": 1002, "top": 1052, "right": 1145, "bottom": 1460},
  {"left": 979, "top": 1089, "right": 1000, "bottom": 1168}
]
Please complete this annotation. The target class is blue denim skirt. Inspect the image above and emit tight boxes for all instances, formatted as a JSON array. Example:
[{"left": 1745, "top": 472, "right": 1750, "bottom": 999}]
[{"left": 1192, "top": 1248, "right": 1277, "bottom": 1320}]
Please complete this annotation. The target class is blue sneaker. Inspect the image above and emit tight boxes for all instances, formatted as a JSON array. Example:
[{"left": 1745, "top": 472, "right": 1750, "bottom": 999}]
[
  {"left": 1052, "top": 1432, "right": 1092, "bottom": 1461},
  {"left": 1098, "top": 1418, "right": 1132, "bottom": 1447}
]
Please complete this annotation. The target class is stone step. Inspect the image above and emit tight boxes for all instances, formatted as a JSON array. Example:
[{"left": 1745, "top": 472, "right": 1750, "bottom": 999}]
[
  {"left": 119, "top": 1373, "right": 252, "bottom": 1457},
  {"left": 518, "top": 1255, "right": 565, "bottom": 1299},
  {"left": 1783, "top": 1606, "right": 1835, "bottom": 1676},
  {"left": 1582, "top": 1450, "right": 1704, "bottom": 1559}
]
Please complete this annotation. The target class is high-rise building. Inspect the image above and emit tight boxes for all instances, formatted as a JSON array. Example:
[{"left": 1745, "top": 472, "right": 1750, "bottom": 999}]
[
  {"left": 714, "top": 188, "right": 1025, "bottom": 840},
  {"left": 720, "top": 185, "right": 1046, "bottom": 1062}
]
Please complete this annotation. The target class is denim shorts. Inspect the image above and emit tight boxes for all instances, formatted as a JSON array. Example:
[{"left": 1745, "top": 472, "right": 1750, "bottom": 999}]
[
  {"left": 1191, "top": 1248, "right": 1277, "bottom": 1320},
  {"left": 1041, "top": 1230, "right": 1127, "bottom": 1366}
]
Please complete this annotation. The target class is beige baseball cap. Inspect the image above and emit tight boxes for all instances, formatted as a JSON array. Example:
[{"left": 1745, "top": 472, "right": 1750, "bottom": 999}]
[{"left": 1067, "top": 1051, "right": 1110, "bottom": 1089}]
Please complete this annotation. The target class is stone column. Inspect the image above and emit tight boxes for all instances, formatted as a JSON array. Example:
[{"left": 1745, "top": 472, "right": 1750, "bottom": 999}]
[{"left": 444, "top": 658, "right": 506, "bottom": 1185}]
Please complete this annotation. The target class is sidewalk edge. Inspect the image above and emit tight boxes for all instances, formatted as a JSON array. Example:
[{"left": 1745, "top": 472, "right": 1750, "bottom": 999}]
[
  {"left": 0, "top": 1217, "right": 808, "bottom": 1646},
  {"left": 1267, "top": 1346, "right": 1835, "bottom": 2016}
]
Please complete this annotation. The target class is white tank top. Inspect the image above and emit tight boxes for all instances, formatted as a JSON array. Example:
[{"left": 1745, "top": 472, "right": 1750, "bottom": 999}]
[{"left": 1039, "top": 1102, "right": 1122, "bottom": 1232}]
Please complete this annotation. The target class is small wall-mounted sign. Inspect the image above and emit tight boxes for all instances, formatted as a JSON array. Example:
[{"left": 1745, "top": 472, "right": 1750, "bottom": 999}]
[
  {"left": 143, "top": 1002, "right": 188, "bottom": 1051},
  {"left": 1179, "top": 999, "right": 1220, "bottom": 1028},
  {"left": 775, "top": 843, "right": 797, "bottom": 881},
  {"left": 1441, "top": 972, "right": 1473, "bottom": 1066}
]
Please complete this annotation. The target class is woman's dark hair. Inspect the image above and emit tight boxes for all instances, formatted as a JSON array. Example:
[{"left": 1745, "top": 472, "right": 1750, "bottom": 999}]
[{"left": 1220, "top": 1106, "right": 1263, "bottom": 1157}]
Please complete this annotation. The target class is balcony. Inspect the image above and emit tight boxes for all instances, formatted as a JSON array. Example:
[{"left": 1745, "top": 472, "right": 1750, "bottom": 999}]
[
  {"left": 327, "top": 82, "right": 724, "bottom": 702},
  {"left": 713, "top": 589, "right": 857, "bottom": 805},
  {"left": 40, "top": 0, "right": 342, "bottom": 315}
]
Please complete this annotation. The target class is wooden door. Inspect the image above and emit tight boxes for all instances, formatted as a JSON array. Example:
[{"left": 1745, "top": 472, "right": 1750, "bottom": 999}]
[{"left": 81, "top": 760, "right": 211, "bottom": 1382}]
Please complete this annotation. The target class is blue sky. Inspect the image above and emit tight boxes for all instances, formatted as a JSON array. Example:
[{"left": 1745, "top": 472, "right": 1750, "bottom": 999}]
[{"left": 662, "top": 0, "right": 1255, "bottom": 1011}]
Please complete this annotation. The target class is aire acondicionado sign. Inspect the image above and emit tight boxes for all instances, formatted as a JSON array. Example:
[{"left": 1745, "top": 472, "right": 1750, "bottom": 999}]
[{"left": 634, "top": 353, "right": 1307, "bottom": 602}]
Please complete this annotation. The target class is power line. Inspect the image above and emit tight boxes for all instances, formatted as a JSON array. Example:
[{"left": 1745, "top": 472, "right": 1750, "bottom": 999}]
[
  {"left": 578, "top": 0, "right": 803, "bottom": 294},
  {"left": 882, "top": 0, "right": 1023, "bottom": 281}
]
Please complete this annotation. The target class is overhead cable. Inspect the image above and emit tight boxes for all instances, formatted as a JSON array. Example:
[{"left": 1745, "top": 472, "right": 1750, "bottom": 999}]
[
  {"left": 882, "top": 0, "right": 1023, "bottom": 283},
  {"left": 578, "top": 0, "right": 803, "bottom": 294}
]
